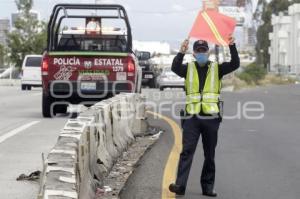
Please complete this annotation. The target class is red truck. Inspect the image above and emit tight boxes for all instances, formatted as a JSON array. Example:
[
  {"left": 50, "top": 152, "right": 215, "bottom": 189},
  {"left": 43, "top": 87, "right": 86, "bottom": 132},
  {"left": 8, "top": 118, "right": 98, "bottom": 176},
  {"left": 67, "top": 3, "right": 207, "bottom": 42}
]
[{"left": 42, "top": 4, "right": 142, "bottom": 117}]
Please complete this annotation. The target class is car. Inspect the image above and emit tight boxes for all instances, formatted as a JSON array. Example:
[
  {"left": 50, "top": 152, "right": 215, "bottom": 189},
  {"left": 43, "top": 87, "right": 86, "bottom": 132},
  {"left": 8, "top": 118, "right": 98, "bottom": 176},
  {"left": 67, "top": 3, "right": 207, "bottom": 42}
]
[
  {"left": 42, "top": 4, "right": 142, "bottom": 117},
  {"left": 156, "top": 67, "right": 185, "bottom": 91},
  {"left": 136, "top": 51, "right": 157, "bottom": 88},
  {"left": 21, "top": 55, "right": 43, "bottom": 90}
]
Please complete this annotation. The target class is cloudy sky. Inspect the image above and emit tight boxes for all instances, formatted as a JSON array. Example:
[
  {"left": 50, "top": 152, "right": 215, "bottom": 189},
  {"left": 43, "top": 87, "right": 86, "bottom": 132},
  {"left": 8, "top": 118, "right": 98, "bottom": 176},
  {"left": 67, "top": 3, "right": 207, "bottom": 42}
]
[{"left": 0, "top": 0, "right": 258, "bottom": 45}]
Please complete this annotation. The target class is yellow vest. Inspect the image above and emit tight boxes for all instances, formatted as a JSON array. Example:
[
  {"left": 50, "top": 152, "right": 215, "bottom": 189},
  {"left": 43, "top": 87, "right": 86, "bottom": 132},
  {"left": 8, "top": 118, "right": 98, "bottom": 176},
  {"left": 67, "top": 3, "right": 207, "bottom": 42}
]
[{"left": 185, "top": 62, "right": 221, "bottom": 115}]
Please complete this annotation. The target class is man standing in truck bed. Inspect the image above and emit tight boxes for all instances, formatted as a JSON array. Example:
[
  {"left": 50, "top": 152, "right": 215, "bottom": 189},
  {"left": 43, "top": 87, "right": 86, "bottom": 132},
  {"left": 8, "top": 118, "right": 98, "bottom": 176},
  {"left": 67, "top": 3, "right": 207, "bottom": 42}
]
[{"left": 169, "top": 36, "right": 240, "bottom": 197}]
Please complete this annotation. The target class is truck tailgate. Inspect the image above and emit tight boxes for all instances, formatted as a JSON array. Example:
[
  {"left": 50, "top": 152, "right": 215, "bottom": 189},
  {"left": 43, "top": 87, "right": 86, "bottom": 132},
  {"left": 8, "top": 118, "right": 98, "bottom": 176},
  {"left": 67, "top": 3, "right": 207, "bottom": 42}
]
[{"left": 48, "top": 52, "right": 134, "bottom": 81}]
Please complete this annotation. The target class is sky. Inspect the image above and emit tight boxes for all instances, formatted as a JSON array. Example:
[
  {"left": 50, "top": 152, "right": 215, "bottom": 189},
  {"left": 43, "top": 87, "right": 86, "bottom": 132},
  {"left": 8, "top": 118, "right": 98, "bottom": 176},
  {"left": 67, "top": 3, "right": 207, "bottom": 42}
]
[{"left": 0, "top": 0, "right": 258, "bottom": 45}]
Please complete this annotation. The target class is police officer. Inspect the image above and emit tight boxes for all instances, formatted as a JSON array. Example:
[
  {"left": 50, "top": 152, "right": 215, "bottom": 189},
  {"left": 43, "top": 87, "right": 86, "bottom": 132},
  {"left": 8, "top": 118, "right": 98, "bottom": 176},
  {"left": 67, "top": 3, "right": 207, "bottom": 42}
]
[{"left": 169, "top": 37, "right": 240, "bottom": 197}]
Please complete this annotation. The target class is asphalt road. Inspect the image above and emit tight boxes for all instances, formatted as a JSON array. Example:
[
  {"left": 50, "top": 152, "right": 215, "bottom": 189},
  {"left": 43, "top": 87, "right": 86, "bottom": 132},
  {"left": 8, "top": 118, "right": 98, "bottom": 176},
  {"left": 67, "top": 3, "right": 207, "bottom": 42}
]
[
  {"left": 121, "top": 85, "right": 300, "bottom": 199},
  {"left": 1, "top": 85, "right": 300, "bottom": 199},
  {"left": 0, "top": 86, "right": 69, "bottom": 199}
]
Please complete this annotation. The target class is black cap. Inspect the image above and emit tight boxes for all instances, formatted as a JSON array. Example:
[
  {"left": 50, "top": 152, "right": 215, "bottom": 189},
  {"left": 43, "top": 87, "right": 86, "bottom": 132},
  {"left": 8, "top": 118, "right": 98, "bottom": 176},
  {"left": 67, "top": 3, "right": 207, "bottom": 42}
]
[{"left": 193, "top": 40, "right": 209, "bottom": 52}]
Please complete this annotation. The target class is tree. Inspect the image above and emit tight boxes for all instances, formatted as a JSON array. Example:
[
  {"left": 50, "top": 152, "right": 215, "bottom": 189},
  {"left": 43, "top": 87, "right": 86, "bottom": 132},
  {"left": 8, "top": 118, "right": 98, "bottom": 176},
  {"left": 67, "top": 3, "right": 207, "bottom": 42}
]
[
  {"left": 254, "top": 0, "right": 300, "bottom": 68},
  {"left": 237, "top": 62, "right": 267, "bottom": 84},
  {"left": 0, "top": 44, "right": 9, "bottom": 66},
  {"left": 0, "top": 44, "right": 5, "bottom": 66},
  {"left": 6, "top": 0, "right": 47, "bottom": 68}
]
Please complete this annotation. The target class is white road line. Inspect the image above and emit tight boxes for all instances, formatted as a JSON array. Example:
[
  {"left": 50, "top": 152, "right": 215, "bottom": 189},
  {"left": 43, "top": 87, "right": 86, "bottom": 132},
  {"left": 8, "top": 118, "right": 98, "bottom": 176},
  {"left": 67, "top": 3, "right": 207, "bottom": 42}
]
[{"left": 0, "top": 121, "right": 40, "bottom": 144}]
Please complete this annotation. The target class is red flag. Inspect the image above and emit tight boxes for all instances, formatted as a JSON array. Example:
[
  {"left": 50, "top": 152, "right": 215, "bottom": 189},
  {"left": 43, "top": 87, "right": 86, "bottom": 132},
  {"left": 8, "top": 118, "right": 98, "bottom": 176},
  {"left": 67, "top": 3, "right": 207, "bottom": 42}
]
[{"left": 189, "top": 10, "right": 236, "bottom": 46}]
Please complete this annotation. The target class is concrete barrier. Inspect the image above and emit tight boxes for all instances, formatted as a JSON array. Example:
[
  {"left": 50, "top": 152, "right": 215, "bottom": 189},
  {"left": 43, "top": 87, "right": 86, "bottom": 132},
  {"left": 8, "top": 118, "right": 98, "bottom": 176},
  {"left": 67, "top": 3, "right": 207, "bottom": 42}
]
[{"left": 38, "top": 94, "right": 147, "bottom": 199}]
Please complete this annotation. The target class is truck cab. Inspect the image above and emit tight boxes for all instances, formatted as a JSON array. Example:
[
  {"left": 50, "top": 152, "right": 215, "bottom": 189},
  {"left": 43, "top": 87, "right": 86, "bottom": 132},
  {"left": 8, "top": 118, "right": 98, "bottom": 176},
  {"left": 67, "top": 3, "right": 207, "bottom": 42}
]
[{"left": 42, "top": 4, "right": 142, "bottom": 117}]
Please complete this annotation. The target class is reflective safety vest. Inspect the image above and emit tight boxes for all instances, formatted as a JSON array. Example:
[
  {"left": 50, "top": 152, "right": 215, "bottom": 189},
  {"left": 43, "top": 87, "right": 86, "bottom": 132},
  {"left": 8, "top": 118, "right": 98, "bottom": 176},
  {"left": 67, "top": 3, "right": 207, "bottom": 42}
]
[{"left": 185, "top": 61, "right": 221, "bottom": 115}]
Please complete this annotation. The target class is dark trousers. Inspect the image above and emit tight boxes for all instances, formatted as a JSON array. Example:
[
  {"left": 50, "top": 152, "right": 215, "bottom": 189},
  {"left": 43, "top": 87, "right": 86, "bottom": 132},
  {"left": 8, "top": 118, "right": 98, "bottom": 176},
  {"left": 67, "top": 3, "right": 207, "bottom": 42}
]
[{"left": 175, "top": 115, "right": 221, "bottom": 192}]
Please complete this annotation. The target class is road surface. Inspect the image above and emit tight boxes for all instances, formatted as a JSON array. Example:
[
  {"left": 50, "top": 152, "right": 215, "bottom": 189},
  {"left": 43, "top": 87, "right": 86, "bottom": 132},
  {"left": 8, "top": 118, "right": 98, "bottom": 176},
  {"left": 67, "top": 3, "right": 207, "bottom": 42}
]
[
  {"left": 121, "top": 85, "right": 300, "bottom": 199},
  {"left": 1, "top": 84, "right": 300, "bottom": 199},
  {"left": 0, "top": 86, "right": 68, "bottom": 199}
]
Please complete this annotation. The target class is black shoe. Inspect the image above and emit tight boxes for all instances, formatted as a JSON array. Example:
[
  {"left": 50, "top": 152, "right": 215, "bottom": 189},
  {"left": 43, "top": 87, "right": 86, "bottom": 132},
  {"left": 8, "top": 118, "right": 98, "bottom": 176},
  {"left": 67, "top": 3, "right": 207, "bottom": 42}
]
[
  {"left": 169, "top": 183, "right": 185, "bottom": 195},
  {"left": 202, "top": 190, "right": 217, "bottom": 197}
]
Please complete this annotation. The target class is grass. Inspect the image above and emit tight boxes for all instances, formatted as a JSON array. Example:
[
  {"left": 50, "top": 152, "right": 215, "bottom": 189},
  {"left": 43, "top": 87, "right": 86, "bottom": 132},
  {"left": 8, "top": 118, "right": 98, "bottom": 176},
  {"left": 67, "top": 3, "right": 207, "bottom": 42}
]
[{"left": 222, "top": 74, "right": 297, "bottom": 91}]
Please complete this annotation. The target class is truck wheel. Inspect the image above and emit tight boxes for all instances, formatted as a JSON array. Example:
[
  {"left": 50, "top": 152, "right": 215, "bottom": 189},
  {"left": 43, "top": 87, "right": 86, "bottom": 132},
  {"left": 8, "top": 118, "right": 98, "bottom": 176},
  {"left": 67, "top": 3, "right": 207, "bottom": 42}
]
[
  {"left": 21, "top": 85, "right": 26, "bottom": 90},
  {"left": 159, "top": 86, "right": 164, "bottom": 91},
  {"left": 42, "top": 93, "right": 54, "bottom": 118},
  {"left": 27, "top": 85, "right": 32, "bottom": 90}
]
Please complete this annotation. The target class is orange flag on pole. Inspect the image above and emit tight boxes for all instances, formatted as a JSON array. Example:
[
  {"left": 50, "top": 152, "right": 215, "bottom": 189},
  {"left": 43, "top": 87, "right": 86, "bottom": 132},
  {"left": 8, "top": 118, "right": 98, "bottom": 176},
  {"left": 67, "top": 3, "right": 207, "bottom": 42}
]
[{"left": 189, "top": 10, "right": 236, "bottom": 46}]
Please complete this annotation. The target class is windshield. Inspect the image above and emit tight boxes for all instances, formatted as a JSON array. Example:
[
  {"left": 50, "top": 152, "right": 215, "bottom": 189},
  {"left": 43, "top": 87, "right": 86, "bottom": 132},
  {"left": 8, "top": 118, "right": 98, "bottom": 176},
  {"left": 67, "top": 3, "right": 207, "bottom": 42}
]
[
  {"left": 137, "top": 52, "right": 151, "bottom": 60},
  {"left": 48, "top": 5, "right": 132, "bottom": 52},
  {"left": 162, "top": 68, "right": 178, "bottom": 76},
  {"left": 165, "top": 71, "right": 179, "bottom": 77},
  {"left": 25, "top": 57, "right": 42, "bottom": 67},
  {"left": 55, "top": 17, "right": 128, "bottom": 52},
  {"left": 56, "top": 34, "right": 127, "bottom": 52}
]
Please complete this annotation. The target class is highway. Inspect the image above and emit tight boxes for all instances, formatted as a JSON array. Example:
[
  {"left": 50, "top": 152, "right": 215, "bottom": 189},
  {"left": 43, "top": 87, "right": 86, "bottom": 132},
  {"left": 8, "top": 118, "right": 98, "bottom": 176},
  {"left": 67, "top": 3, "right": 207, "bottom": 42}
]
[
  {"left": 1, "top": 85, "right": 300, "bottom": 199},
  {"left": 121, "top": 84, "right": 300, "bottom": 199},
  {"left": 0, "top": 86, "right": 68, "bottom": 199}
]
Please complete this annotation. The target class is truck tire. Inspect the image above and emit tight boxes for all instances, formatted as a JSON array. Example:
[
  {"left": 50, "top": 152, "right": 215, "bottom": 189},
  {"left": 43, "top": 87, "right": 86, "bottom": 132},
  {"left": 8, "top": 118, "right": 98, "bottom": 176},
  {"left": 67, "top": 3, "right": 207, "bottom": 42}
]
[
  {"left": 42, "top": 93, "right": 54, "bottom": 118},
  {"left": 21, "top": 85, "right": 26, "bottom": 90},
  {"left": 159, "top": 86, "right": 164, "bottom": 91},
  {"left": 27, "top": 85, "right": 32, "bottom": 90}
]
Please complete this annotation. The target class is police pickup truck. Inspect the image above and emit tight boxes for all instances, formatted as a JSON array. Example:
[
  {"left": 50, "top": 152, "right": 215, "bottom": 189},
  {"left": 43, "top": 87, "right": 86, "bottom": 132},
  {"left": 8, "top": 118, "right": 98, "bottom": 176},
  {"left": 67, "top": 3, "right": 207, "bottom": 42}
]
[{"left": 42, "top": 4, "right": 142, "bottom": 117}]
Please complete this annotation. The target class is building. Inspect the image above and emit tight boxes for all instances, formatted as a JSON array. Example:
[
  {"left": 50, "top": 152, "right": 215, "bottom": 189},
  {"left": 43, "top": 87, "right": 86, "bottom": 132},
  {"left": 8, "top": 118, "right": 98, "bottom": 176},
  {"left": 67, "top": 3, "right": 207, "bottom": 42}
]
[
  {"left": 11, "top": 10, "right": 40, "bottom": 28},
  {"left": 201, "top": 0, "right": 256, "bottom": 51},
  {"left": 269, "top": 13, "right": 291, "bottom": 74},
  {"left": 269, "top": 4, "right": 300, "bottom": 75},
  {"left": 247, "top": 27, "right": 256, "bottom": 48},
  {"left": 219, "top": 0, "right": 256, "bottom": 51},
  {"left": 202, "top": 0, "right": 220, "bottom": 10},
  {"left": 0, "top": 19, "right": 10, "bottom": 46},
  {"left": 0, "top": 19, "right": 10, "bottom": 66},
  {"left": 288, "top": 4, "right": 300, "bottom": 76},
  {"left": 219, "top": 0, "right": 237, "bottom": 6}
]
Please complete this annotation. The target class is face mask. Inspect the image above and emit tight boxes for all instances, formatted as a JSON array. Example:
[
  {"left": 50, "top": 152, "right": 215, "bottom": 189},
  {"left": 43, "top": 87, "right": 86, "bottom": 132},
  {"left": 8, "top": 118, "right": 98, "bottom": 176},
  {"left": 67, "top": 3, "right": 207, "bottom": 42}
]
[{"left": 194, "top": 53, "right": 208, "bottom": 65}]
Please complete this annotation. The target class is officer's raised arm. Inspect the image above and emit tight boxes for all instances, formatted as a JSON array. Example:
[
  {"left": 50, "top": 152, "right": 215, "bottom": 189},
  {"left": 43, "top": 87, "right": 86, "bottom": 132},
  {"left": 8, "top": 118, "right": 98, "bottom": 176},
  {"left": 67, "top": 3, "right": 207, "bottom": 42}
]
[
  {"left": 171, "top": 39, "right": 189, "bottom": 78},
  {"left": 219, "top": 35, "right": 240, "bottom": 78}
]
